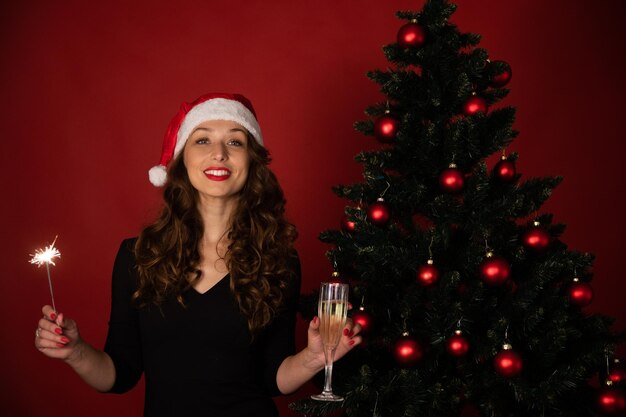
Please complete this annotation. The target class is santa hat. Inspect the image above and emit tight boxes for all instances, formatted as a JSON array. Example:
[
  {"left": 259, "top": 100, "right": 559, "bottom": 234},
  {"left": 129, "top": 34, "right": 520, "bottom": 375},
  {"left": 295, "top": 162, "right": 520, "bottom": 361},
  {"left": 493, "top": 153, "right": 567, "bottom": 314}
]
[{"left": 148, "top": 92, "right": 264, "bottom": 187}]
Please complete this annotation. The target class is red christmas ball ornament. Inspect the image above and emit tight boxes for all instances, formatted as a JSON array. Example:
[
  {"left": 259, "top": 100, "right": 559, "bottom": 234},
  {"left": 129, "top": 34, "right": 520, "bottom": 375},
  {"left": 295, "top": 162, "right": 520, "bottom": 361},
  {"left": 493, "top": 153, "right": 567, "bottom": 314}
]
[
  {"left": 568, "top": 278, "right": 594, "bottom": 307},
  {"left": 609, "top": 367, "right": 626, "bottom": 385},
  {"left": 522, "top": 221, "right": 551, "bottom": 252},
  {"left": 417, "top": 259, "right": 440, "bottom": 287},
  {"left": 367, "top": 198, "right": 391, "bottom": 226},
  {"left": 374, "top": 112, "right": 399, "bottom": 142},
  {"left": 352, "top": 307, "right": 374, "bottom": 335},
  {"left": 446, "top": 330, "right": 470, "bottom": 357},
  {"left": 393, "top": 333, "right": 423, "bottom": 367},
  {"left": 439, "top": 163, "right": 465, "bottom": 193},
  {"left": 463, "top": 94, "right": 488, "bottom": 116},
  {"left": 397, "top": 20, "right": 426, "bottom": 48},
  {"left": 609, "top": 359, "right": 626, "bottom": 384},
  {"left": 479, "top": 253, "right": 511, "bottom": 286},
  {"left": 493, "top": 344, "right": 523, "bottom": 377},
  {"left": 597, "top": 385, "right": 626, "bottom": 415},
  {"left": 488, "top": 60, "right": 513, "bottom": 88},
  {"left": 493, "top": 156, "right": 516, "bottom": 183},
  {"left": 341, "top": 214, "right": 356, "bottom": 232}
]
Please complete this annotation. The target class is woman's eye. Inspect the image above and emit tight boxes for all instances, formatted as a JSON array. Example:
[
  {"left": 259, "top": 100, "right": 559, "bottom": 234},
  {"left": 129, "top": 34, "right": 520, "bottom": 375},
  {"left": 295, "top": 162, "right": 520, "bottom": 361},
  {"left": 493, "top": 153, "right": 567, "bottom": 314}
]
[
  {"left": 228, "top": 139, "right": 243, "bottom": 146},
  {"left": 196, "top": 138, "right": 209, "bottom": 144}
]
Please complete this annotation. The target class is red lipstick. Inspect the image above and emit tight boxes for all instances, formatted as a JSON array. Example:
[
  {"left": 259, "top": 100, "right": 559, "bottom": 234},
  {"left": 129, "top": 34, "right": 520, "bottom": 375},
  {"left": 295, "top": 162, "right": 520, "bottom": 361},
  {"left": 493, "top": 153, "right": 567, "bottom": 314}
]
[{"left": 203, "top": 166, "right": 232, "bottom": 181}]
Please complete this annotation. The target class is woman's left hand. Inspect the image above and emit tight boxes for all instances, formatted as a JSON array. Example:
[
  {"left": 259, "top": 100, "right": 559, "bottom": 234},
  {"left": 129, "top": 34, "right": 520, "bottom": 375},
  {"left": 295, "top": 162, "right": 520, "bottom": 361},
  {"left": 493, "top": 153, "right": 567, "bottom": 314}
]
[
  {"left": 275, "top": 311, "right": 363, "bottom": 394},
  {"left": 305, "top": 314, "right": 362, "bottom": 370}
]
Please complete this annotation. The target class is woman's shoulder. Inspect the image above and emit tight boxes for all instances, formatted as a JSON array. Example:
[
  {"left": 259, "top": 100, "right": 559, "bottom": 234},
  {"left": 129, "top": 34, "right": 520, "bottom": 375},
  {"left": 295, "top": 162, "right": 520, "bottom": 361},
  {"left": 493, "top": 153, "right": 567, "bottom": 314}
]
[
  {"left": 111, "top": 237, "right": 140, "bottom": 293},
  {"left": 284, "top": 249, "right": 301, "bottom": 303},
  {"left": 117, "top": 237, "right": 138, "bottom": 257},
  {"left": 286, "top": 249, "right": 301, "bottom": 277},
  {"left": 113, "top": 237, "right": 139, "bottom": 269},
  {"left": 120, "top": 237, "right": 138, "bottom": 246}
]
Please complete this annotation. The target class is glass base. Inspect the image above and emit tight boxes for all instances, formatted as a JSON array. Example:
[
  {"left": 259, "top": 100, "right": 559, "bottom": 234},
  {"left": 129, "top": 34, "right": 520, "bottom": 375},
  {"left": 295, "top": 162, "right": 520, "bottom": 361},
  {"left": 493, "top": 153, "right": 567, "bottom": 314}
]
[{"left": 311, "top": 392, "right": 344, "bottom": 402}]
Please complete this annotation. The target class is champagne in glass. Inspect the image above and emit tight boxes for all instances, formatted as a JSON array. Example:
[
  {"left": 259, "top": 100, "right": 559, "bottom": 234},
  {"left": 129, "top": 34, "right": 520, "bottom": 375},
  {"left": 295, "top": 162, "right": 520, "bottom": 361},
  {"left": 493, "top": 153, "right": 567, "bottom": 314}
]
[{"left": 311, "top": 282, "right": 349, "bottom": 401}]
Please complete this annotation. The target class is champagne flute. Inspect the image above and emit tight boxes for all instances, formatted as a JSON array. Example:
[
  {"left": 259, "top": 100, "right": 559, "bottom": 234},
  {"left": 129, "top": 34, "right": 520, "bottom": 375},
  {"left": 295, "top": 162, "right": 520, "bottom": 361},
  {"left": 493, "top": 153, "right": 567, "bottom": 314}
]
[{"left": 311, "top": 282, "right": 349, "bottom": 402}]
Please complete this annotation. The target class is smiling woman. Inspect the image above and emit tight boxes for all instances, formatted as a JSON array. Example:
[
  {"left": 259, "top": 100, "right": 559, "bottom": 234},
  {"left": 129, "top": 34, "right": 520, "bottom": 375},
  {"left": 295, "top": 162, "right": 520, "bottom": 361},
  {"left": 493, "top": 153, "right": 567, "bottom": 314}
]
[
  {"left": 33, "top": 92, "right": 363, "bottom": 417},
  {"left": 184, "top": 120, "right": 251, "bottom": 203}
]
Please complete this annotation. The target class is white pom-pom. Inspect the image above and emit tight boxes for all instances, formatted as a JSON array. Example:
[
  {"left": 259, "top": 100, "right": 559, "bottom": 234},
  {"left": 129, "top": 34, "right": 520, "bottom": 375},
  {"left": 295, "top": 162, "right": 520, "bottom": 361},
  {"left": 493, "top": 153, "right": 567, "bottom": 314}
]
[{"left": 148, "top": 165, "right": 167, "bottom": 187}]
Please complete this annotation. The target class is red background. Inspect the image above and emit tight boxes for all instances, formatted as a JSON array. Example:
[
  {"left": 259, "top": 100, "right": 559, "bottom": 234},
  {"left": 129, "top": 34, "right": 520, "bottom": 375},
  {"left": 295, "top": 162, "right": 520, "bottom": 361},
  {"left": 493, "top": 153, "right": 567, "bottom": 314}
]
[{"left": 1, "top": 1, "right": 625, "bottom": 415}]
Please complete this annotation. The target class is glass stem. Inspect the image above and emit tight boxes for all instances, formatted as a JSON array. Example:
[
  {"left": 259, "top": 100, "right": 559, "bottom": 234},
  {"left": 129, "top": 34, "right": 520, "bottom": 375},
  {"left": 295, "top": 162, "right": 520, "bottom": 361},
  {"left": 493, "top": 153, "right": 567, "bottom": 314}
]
[{"left": 322, "top": 345, "right": 337, "bottom": 394}]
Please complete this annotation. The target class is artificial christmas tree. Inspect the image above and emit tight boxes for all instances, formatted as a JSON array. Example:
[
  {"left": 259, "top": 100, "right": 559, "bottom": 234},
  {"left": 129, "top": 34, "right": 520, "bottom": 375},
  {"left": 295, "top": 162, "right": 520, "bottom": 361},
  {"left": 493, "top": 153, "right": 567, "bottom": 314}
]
[{"left": 291, "top": 0, "right": 624, "bottom": 416}]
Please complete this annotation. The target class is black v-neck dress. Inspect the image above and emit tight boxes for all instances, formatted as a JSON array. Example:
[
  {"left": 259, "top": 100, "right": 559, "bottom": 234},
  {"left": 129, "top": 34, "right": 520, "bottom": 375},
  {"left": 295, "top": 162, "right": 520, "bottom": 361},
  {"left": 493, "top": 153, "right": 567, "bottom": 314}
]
[{"left": 103, "top": 239, "right": 301, "bottom": 417}]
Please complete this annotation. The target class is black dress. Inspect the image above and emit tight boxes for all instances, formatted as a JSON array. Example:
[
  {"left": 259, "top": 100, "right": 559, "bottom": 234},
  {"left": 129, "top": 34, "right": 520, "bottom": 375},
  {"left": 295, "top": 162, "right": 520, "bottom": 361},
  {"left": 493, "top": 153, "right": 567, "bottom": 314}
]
[{"left": 104, "top": 238, "right": 301, "bottom": 417}]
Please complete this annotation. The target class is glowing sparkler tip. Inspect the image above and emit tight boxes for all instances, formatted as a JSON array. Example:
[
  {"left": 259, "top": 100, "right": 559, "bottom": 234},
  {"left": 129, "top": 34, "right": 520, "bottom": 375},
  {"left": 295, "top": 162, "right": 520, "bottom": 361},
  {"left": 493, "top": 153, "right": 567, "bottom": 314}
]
[{"left": 29, "top": 236, "right": 61, "bottom": 267}]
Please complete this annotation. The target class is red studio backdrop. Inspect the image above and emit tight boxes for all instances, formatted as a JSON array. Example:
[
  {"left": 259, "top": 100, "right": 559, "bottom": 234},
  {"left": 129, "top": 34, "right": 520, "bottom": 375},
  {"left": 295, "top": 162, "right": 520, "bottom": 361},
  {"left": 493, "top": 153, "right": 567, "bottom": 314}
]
[{"left": 1, "top": 1, "right": 625, "bottom": 416}]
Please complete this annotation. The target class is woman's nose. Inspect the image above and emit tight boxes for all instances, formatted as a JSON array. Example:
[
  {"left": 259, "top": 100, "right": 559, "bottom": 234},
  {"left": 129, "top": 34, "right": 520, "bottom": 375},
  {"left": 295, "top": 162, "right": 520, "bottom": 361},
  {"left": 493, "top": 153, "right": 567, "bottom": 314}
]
[{"left": 211, "top": 143, "right": 228, "bottom": 161}]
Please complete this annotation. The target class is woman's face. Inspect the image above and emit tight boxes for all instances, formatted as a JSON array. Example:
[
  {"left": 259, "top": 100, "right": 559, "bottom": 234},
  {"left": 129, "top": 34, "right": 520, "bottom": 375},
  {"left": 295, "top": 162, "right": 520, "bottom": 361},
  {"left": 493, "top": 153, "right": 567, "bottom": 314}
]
[{"left": 183, "top": 119, "right": 251, "bottom": 204}]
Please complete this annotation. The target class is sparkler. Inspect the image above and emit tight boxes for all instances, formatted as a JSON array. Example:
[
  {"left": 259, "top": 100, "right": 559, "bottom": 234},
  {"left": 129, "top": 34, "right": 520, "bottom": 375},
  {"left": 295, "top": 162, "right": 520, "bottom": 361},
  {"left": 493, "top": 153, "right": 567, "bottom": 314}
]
[{"left": 29, "top": 236, "right": 61, "bottom": 313}]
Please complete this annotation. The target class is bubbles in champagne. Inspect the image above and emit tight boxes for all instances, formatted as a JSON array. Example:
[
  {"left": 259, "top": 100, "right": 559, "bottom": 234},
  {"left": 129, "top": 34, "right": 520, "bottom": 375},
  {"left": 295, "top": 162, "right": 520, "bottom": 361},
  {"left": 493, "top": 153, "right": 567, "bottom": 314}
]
[{"left": 319, "top": 300, "right": 348, "bottom": 347}]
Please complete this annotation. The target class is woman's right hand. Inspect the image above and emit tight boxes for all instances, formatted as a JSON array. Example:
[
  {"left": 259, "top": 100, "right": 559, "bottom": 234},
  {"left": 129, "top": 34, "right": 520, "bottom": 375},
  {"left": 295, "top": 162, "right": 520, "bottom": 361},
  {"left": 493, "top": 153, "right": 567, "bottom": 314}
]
[{"left": 35, "top": 305, "right": 83, "bottom": 363}]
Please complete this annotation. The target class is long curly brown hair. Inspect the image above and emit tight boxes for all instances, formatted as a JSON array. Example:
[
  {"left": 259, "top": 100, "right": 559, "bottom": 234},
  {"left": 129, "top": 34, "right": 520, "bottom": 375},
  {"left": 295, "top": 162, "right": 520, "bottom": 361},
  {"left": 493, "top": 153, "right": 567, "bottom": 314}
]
[{"left": 133, "top": 135, "right": 298, "bottom": 336}]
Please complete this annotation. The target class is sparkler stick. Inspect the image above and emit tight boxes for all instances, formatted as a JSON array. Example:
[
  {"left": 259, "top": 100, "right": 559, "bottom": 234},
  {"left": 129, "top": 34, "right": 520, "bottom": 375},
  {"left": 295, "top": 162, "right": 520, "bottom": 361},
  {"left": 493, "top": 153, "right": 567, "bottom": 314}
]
[{"left": 29, "top": 236, "right": 61, "bottom": 313}]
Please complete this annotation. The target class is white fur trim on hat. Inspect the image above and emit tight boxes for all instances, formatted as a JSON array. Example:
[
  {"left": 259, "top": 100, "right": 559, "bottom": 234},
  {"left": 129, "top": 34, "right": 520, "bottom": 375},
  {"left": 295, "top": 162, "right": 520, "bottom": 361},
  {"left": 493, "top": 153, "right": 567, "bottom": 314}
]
[{"left": 174, "top": 98, "right": 263, "bottom": 158}]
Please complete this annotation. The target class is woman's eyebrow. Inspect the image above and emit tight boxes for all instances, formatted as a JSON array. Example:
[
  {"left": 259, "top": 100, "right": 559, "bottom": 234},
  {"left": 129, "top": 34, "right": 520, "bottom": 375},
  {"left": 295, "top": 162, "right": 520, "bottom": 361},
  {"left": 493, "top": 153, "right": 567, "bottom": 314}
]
[
  {"left": 190, "top": 127, "right": 246, "bottom": 134},
  {"left": 191, "top": 127, "right": 210, "bottom": 134}
]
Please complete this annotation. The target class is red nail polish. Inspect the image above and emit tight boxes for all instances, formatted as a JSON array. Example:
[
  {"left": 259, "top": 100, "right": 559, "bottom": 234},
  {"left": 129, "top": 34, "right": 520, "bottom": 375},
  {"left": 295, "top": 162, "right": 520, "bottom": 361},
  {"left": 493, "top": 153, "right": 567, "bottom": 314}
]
[
  {"left": 54, "top": 328, "right": 63, "bottom": 335},
  {"left": 343, "top": 328, "right": 349, "bottom": 336},
  {"left": 56, "top": 343, "right": 65, "bottom": 348},
  {"left": 61, "top": 337, "right": 70, "bottom": 343},
  {"left": 349, "top": 340, "right": 355, "bottom": 346},
  {"left": 313, "top": 316, "right": 318, "bottom": 324},
  {"left": 349, "top": 330, "right": 354, "bottom": 337},
  {"left": 50, "top": 313, "right": 57, "bottom": 320}
]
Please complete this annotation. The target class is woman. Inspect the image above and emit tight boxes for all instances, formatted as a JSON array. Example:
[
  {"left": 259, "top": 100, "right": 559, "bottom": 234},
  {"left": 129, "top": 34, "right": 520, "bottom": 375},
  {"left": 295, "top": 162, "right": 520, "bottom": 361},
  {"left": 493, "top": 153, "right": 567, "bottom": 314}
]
[{"left": 34, "top": 93, "right": 362, "bottom": 417}]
